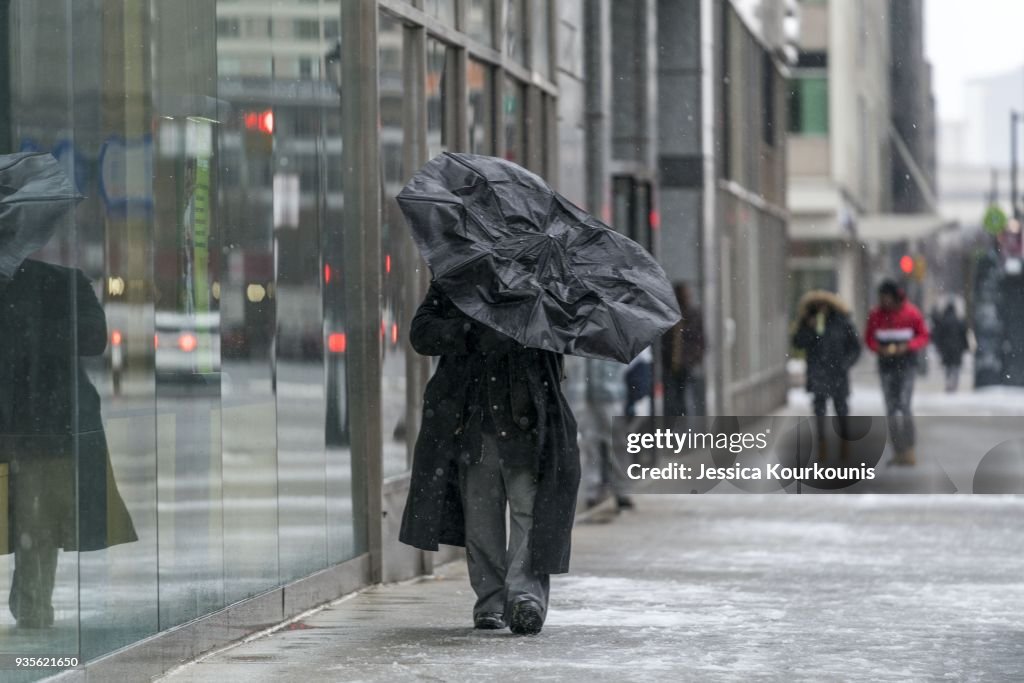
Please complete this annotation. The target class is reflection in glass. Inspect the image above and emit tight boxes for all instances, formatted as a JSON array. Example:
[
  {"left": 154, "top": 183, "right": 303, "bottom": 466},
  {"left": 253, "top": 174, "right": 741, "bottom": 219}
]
[
  {"left": 423, "top": 0, "right": 456, "bottom": 26},
  {"left": 217, "top": 2, "right": 281, "bottom": 603},
  {"left": 380, "top": 13, "right": 413, "bottom": 478},
  {"left": 505, "top": 0, "right": 525, "bottom": 64},
  {"left": 468, "top": 60, "right": 495, "bottom": 155},
  {"left": 466, "top": 0, "right": 494, "bottom": 47},
  {"left": 504, "top": 76, "right": 525, "bottom": 164},
  {"left": 427, "top": 38, "right": 450, "bottom": 159},
  {"left": 152, "top": 18, "right": 226, "bottom": 629},
  {"left": 530, "top": 0, "right": 551, "bottom": 78}
]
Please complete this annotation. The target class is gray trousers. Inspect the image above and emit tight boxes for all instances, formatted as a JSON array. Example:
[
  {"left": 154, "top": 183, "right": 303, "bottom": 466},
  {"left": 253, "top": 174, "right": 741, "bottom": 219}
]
[
  {"left": 880, "top": 363, "right": 916, "bottom": 453},
  {"left": 458, "top": 430, "right": 549, "bottom": 620}
]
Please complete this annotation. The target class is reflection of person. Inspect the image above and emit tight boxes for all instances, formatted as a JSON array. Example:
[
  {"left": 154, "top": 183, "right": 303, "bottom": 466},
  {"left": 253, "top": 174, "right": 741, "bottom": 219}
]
[
  {"left": 931, "top": 303, "right": 969, "bottom": 393},
  {"left": 791, "top": 291, "right": 861, "bottom": 460},
  {"left": 660, "top": 284, "right": 705, "bottom": 416},
  {"left": 580, "top": 359, "right": 633, "bottom": 511},
  {"left": 399, "top": 282, "right": 579, "bottom": 636},
  {"left": 865, "top": 279, "right": 930, "bottom": 466},
  {"left": 1, "top": 259, "right": 137, "bottom": 628}
]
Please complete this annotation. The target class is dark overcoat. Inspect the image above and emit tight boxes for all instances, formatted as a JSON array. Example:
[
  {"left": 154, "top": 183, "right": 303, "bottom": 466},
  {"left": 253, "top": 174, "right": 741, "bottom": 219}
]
[
  {"left": 931, "top": 310, "right": 968, "bottom": 367},
  {"left": 792, "top": 291, "right": 861, "bottom": 398},
  {"left": 399, "top": 283, "right": 580, "bottom": 574},
  {"left": 0, "top": 259, "right": 137, "bottom": 554}
]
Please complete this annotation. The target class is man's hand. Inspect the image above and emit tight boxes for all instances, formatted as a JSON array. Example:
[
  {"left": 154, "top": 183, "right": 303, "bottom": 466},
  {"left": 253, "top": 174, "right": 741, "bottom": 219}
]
[{"left": 881, "top": 342, "right": 908, "bottom": 357}]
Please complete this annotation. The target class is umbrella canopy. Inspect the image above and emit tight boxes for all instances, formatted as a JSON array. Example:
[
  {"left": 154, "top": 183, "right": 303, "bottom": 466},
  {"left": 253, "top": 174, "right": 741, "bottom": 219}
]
[
  {"left": 0, "top": 152, "right": 82, "bottom": 280},
  {"left": 397, "top": 152, "right": 681, "bottom": 364}
]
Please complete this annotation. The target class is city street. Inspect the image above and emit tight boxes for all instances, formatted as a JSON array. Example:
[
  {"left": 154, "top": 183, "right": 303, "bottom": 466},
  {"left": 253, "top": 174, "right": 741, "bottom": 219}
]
[
  {"left": 158, "top": 370, "right": 1024, "bottom": 682},
  {"left": 160, "top": 495, "right": 1024, "bottom": 683}
]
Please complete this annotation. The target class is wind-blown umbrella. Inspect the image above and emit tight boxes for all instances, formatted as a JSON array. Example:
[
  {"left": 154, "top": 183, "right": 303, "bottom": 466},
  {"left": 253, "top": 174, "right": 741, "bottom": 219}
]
[
  {"left": 0, "top": 152, "right": 82, "bottom": 280},
  {"left": 397, "top": 152, "right": 681, "bottom": 364}
]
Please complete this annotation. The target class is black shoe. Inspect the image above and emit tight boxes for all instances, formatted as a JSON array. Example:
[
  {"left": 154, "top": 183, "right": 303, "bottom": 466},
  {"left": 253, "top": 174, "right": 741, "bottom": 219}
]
[
  {"left": 473, "top": 612, "right": 506, "bottom": 630},
  {"left": 616, "top": 496, "right": 635, "bottom": 510},
  {"left": 509, "top": 599, "right": 544, "bottom": 635}
]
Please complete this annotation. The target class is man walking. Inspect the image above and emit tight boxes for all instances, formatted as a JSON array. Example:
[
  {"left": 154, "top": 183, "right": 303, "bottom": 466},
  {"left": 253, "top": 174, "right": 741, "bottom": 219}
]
[
  {"left": 399, "top": 282, "right": 579, "bottom": 636},
  {"left": 864, "top": 280, "right": 929, "bottom": 465}
]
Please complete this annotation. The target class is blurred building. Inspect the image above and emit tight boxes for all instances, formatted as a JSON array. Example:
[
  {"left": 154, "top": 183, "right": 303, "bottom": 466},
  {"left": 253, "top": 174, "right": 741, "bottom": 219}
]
[
  {"left": 603, "top": 0, "right": 793, "bottom": 416},
  {"left": 786, "top": 0, "right": 942, "bottom": 324}
]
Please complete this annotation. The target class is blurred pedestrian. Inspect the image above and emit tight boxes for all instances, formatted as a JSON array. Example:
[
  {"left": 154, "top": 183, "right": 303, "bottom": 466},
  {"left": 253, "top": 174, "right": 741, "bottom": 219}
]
[
  {"left": 580, "top": 359, "right": 633, "bottom": 511},
  {"left": 931, "top": 302, "right": 969, "bottom": 393},
  {"left": 864, "top": 280, "right": 930, "bottom": 466},
  {"left": 791, "top": 290, "right": 861, "bottom": 461},
  {"left": 400, "top": 282, "right": 578, "bottom": 636},
  {"left": 661, "top": 283, "right": 705, "bottom": 416},
  {"left": 624, "top": 346, "right": 654, "bottom": 418}
]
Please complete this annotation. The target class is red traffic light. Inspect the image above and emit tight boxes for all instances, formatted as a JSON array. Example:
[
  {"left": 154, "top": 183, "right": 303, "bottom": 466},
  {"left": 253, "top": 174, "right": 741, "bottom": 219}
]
[
  {"left": 899, "top": 255, "right": 914, "bottom": 274},
  {"left": 244, "top": 109, "right": 274, "bottom": 134}
]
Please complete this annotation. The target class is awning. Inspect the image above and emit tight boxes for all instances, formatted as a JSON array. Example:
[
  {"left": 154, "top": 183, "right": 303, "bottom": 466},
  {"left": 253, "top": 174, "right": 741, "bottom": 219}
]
[{"left": 855, "top": 213, "right": 955, "bottom": 243}]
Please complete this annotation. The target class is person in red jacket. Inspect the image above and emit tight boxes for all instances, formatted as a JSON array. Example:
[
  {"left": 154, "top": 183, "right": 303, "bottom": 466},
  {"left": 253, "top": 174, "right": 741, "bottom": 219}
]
[{"left": 864, "top": 279, "right": 930, "bottom": 465}]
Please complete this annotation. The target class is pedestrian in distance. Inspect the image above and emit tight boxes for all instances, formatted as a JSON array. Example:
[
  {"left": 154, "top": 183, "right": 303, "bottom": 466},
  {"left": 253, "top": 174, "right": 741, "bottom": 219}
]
[
  {"left": 791, "top": 290, "right": 861, "bottom": 461},
  {"left": 660, "top": 283, "right": 705, "bottom": 416},
  {"left": 864, "top": 279, "right": 930, "bottom": 466},
  {"left": 931, "top": 302, "right": 969, "bottom": 393}
]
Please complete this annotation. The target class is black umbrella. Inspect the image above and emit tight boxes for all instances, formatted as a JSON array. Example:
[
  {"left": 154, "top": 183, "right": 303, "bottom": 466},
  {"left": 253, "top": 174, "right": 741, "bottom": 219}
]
[
  {"left": 0, "top": 152, "right": 82, "bottom": 280},
  {"left": 397, "top": 152, "right": 681, "bottom": 364}
]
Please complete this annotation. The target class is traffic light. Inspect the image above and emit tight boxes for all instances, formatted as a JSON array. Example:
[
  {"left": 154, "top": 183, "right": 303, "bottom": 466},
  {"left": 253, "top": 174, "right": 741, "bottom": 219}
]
[{"left": 243, "top": 109, "right": 274, "bottom": 155}]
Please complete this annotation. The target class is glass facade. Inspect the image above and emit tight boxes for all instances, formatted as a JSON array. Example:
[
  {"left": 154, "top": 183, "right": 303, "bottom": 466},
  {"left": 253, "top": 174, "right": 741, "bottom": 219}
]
[{"left": 0, "top": 1, "right": 557, "bottom": 679}]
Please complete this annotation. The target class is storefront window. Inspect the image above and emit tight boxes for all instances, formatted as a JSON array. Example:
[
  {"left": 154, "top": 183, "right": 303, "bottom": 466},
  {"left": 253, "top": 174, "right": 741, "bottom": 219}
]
[
  {"left": 504, "top": 76, "right": 526, "bottom": 164},
  {"left": 466, "top": 0, "right": 495, "bottom": 47},
  {"left": 530, "top": 0, "right": 551, "bottom": 78},
  {"left": 426, "top": 38, "right": 451, "bottom": 158},
  {"left": 0, "top": 0, "right": 363, "bottom": 673},
  {"left": 422, "top": 0, "right": 456, "bottom": 27},
  {"left": 468, "top": 59, "right": 495, "bottom": 155},
  {"left": 505, "top": 0, "right": 525, "bottom": 65}
]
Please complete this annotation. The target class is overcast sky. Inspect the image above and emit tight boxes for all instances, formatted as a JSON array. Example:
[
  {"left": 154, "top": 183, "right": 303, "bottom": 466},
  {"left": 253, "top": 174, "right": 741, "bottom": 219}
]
[{"left": 925, "top": 0, "right": 1024, "bottom": 121}]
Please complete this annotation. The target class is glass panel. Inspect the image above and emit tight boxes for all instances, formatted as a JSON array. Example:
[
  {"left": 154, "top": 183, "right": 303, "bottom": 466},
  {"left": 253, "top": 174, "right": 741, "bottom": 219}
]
[
  {"left": 380, "top": 13, "right": 413, "bottom": 479},
  {"left": 503, "top": 76, "right": 525, "bottom": 164},
  {"left": 466, "top": 0, "right": 494, "bottom": 47},
  {"left": 423, "top": 0, "right": 456, "bottom": 27},
  {"left": 267, "top": 0, "right": 328, "bottom": 584},
  {"left": 468, "top": 60, "right": 495, "bottom": 155},
  {"left": 530, "top": 0, "right": 550, "bottom": 78},
  {"left": 1, "top": 0, "right": 364, "bottom": 672},
  {"left": 325, "top": 7, "right": 359, "bottom": 565},
  {"left": 505, "top": 0, "right": 525, "bottom": 65},
  {"left": 426, "top": 38, "right": 450, "bottom": 158},
  {"left": 1, "top": 0, "right": 161, "bottom": 671},
  {"left": 217, "top": 2, "right": 281, "bottom": 603},
  {"left": 151, "top": 5, "right": 225, "bottom": 631}
]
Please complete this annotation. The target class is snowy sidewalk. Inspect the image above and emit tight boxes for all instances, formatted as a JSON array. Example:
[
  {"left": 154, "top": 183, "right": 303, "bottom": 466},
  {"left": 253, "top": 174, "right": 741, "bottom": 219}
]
[{"left": 161, "top": 495, "right": 1024, "bottom": 682}]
